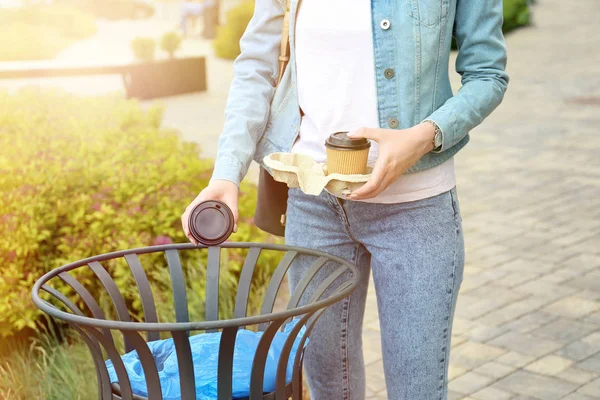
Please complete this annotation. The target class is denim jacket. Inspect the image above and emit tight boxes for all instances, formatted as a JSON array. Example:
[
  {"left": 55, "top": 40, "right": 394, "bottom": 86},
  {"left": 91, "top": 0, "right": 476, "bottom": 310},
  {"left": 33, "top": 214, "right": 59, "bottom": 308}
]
[{"left": 211, "top": 0, "right": 509, "bottom": 186}]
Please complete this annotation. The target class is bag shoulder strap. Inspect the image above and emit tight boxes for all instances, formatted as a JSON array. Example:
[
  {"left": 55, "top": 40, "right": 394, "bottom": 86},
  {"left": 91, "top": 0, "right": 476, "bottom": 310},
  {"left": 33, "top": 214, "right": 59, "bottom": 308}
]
[{"left": 276, "top": 0, "right": 292, "bottom": 87}]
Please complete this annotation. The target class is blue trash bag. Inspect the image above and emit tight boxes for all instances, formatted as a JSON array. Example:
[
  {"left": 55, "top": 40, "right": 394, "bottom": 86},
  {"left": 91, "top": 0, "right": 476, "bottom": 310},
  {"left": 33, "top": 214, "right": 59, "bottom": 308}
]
[{"left": 106, "top": 319, "right": 306, "bottom": 399}]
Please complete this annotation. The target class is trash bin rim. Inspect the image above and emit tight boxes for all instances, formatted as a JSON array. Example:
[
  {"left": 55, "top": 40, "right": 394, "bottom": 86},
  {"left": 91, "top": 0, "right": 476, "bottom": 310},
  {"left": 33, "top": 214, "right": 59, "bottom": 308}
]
[{"left": 32, "top": 242, "right": 360, "bottom": 332}]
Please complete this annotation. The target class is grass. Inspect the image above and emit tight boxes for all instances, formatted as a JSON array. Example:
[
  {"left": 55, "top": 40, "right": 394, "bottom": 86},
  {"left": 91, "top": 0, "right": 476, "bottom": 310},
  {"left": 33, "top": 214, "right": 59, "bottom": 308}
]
[{"left": 0, "top": 320, "right": 97, "bottom": 399}]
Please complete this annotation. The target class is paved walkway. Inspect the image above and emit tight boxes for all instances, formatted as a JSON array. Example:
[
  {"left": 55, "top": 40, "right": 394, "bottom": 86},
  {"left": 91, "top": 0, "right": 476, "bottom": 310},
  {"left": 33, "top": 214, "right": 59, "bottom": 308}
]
[{"left": 363, "top": 1, "right": 600, "bottom": 398}]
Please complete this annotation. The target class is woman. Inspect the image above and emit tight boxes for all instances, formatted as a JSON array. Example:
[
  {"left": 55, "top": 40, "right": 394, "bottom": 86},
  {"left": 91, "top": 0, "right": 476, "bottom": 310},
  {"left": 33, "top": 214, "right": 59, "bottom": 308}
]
[{"left": 182, "top": 0, "right": 508, "bottom": 398}]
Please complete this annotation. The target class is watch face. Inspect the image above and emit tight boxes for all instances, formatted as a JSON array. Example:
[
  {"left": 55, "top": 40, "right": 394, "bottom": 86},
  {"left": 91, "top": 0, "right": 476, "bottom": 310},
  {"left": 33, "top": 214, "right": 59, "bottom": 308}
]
[{"left": 435, "top": 131, "right": 443, "bottom": 147}]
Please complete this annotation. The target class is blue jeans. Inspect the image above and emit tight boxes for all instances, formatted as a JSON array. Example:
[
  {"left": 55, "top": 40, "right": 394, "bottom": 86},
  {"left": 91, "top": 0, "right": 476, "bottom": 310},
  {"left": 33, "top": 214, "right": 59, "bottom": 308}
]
[{"left": 285, "top": 187, "right": 465, "bottom": 400}]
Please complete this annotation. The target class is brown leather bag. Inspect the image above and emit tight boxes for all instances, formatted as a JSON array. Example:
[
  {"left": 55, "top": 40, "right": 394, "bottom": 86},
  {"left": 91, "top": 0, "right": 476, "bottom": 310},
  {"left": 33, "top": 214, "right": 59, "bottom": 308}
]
[{"left": 253, "top": 0, "right": 293, "bottom": 237}]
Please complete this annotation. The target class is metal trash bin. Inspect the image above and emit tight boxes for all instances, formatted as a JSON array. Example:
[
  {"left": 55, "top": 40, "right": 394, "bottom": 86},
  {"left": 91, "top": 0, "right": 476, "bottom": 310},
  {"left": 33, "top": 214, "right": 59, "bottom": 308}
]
[{"left": 31, "top": 243, "right": 360, "bottom": 400}]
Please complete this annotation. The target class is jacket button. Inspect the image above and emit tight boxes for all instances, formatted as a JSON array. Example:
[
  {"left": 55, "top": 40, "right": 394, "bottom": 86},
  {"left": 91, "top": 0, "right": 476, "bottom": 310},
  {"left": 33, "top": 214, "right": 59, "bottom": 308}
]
[
  {"left": 388, "top": 118, "right": 399, "bottom": 128},
  {"left": 380, "top": 19, "right": 391, "bottom": 30},
  {"left": 384, "top": 68, "right": 395, "bottom": 79}
]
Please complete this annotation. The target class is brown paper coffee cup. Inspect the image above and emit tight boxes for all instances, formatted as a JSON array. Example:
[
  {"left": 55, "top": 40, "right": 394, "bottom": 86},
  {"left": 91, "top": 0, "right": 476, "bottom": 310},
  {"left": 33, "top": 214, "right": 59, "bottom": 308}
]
[
  {"left": 325, "top": 132, "right": 371, "bottom": 175},
  {"left": 326, "top": 147, "right": 370, "bottom": 175}
]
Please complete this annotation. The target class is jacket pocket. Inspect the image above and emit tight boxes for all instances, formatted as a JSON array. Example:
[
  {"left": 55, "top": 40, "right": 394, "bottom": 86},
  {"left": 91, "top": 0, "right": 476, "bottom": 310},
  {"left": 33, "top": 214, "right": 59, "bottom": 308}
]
[{"left": 407, "top": 0, "right": 449, "bottom": 27}]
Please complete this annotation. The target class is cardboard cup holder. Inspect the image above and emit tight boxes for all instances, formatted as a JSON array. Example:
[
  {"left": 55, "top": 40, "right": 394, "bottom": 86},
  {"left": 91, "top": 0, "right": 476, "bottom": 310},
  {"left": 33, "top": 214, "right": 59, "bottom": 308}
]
[{"left": 263, "top": 152, "right": 372, "bottom": 197}]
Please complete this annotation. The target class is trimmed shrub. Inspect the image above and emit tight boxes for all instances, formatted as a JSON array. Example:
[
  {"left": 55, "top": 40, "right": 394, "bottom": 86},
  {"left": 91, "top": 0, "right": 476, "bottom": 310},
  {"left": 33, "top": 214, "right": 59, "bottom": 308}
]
[
  {"left": 0, "top": 5, "right": 97, "bottom": 61},
  {"left": 213, "top": 0, "right": 255, "bottom": 60},
  {"left": 160, "top": 31, "right": 183, "bottom": 58},
  {"left": 503, "top": 0, "right": 531, "bottom": 33},
  {"left": 131, "top": 36, "right": 156, "bottom": 61},
  {"left": 0, "top": 88, "right": 280, "bottom": 338}
]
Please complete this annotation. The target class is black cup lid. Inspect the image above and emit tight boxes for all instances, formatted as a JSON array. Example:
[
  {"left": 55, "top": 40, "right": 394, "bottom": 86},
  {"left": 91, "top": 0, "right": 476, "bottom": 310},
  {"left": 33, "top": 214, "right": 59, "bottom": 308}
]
[
  {"left": 325, "top": 132, "right": 371, "bottom": 150},
  {"left": 188, "top": 200, "right": 234, "bottom": 246}
]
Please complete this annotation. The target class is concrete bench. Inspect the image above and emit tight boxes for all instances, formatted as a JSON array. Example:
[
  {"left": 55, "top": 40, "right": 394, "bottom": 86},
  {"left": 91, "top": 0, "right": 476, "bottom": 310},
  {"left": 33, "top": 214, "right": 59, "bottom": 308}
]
[{"left": 0, "top": 58, "right": 207, "bottom": 99}]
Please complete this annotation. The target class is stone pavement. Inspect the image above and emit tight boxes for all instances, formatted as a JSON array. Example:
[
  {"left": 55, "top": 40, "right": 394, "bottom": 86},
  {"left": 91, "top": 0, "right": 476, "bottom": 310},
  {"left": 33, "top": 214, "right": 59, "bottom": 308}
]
[{"left": 363, "top": 0, "right": 600, "bottom": 398}]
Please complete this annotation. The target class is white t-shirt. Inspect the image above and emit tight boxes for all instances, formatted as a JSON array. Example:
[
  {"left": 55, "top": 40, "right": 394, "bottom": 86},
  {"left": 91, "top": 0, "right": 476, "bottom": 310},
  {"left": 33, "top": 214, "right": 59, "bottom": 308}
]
[{"left": 291, "top": 0, "right": 456, "bottom": 204}]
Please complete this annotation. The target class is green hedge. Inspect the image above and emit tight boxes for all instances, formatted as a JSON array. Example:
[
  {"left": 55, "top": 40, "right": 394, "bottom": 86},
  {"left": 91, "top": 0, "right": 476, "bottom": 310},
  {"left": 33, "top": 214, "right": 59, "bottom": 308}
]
[
  {"left": 0, "top": 5, "right": 97, "bottom": 61},
  {"left": 213, "top": 0, "right": 254, "bottom": 60},
  {"left": 0, "top": 89, "right": 280, "bottom": 338},
  {"left": 503, "top": 0, "right": 531, "bottom": 33}
]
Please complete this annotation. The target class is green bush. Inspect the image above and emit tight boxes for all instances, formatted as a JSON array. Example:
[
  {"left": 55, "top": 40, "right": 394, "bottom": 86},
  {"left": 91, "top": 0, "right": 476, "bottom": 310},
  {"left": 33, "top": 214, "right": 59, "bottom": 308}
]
[
  {"left": 160, "top": 31, "right": 183, "bottom": 58},
  {"left": 0, "top": 88, "right": 280, "bottom": 338},
  {"left": 213, "top": 0, "right": 255, "bottom": 60},
  {"left": 0, "top": 5, "right": 97, "bottom": 61},
  {"left": 131, "top": 36, "right": 156, "bottom": 61},
  {"left": 503, "top": 0, "right": 531, "bottom": 33}
]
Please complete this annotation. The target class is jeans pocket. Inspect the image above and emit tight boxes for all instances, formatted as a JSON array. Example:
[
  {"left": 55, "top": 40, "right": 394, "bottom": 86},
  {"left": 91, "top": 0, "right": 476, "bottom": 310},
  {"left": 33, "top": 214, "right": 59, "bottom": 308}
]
[{"left": 449, "top": 187, "right": 463, "bottom": 223}]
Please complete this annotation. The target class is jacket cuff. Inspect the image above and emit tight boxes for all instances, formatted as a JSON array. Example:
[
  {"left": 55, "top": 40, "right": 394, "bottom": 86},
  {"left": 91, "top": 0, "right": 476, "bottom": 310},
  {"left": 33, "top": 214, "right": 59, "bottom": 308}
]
[
  {"left": 210, "top": 154, "right": 244, "bottom": 188},
  {"left": 424, "top": 107, "right": 458, "bottom": 154}
]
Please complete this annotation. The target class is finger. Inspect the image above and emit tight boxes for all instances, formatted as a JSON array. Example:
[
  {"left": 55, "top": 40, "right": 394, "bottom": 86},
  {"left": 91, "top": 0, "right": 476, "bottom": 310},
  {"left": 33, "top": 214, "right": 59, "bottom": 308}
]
[
  {"left": 183, "top": 222, "right": 197, "bottom": 245},
  {"left": 369, "top": 172, "right": 395, "bottom": 199},
  {"left": 352, "top": 171, "right": 391, "bottom": 200},
  {"left": 347, "top": 127, "right": 380, "bottom": 141},
  {"left": 350, "top": 162, "right": 386, "bottom": 199},
  {"left": 222, "top": 193, "right": 239, "bottom": 226},
  {"left": 187, "top": 234, "right": 198, "bottom": 246},
  {"left": 181, "top": 214, "right": 189, "bottom": 234},
  {"left": 182, "top": 210, "right": 199, "bottom": 244}
]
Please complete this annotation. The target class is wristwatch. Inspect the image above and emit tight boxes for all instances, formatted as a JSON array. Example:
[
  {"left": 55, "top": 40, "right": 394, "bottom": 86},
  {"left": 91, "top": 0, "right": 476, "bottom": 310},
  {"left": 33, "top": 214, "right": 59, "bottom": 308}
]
[{"left": 424, "top": 119, "right": 443, "bottom": 150}]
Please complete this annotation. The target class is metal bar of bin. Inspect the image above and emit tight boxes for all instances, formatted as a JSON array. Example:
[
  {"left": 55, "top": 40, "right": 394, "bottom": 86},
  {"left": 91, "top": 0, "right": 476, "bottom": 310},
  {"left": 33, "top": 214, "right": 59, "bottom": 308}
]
[
  {"left": 165, "top": 250, "right": 190, "bottom": 325},
  {"left": 171, "top": 331, "right": 197, "bottom": 400},
  {"left": 286, "top": 256, "right": 329, "bottom": 309},
  {"left": 206, "top": 246, "right": 221, "bottom": 332},
  {"left": 41, "top": 286, "right": 113, "bottom": 400},
  {"left": 275, "top": 313, "right": 312, "bottom": 399},
  {"left": 122, "top": 331, "right": 164, "bottom": 400},
  {"left": 87, "top": 327, "right": 135, "bottom": 400},
  {"left": 41, "top": 285, "right": 101, "bottom": 355},
  {"left": 234, "top": 247, "right": 262, "bottom": 320},
  {"left": 217, "top": 326, "right": 239, "bottom": 399},
  {"left": 259, "top": 251, "right": 298, "bottom": 331},
  {"left": 59, "top": 271, "right": 116, "bottom": 348},
  {"left": 274, "top": 270, "right": 351, "bottom": 397},
  {"left": 32, "top": 243, "right": 359, "bottom": 333},
  {"left": 31, "top": 244, "right": 362, "bottom": 400},
  {"left": 295, "top": 281, "right": 354, "bottom": 397},
  {"left": 88, "top": 261, "right": 134, "bottom": 353},
  {"left": 125, "top": 254, "right": 160, "bottom": 342},
  {"left": 249, "top": 318, "right": 286, "bottom": 400}
]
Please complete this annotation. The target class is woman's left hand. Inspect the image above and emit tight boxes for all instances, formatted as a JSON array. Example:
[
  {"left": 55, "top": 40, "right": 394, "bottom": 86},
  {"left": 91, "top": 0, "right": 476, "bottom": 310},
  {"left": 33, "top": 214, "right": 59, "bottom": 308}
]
[{"left": 347, "top": 122, "right": 436, "bottom": 200}]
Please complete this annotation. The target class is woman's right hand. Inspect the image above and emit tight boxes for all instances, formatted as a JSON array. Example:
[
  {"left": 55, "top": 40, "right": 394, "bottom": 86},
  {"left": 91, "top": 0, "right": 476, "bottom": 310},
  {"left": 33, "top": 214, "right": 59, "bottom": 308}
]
[{"left": 181, "top": 179, "right": 239, "bottom": 244}]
